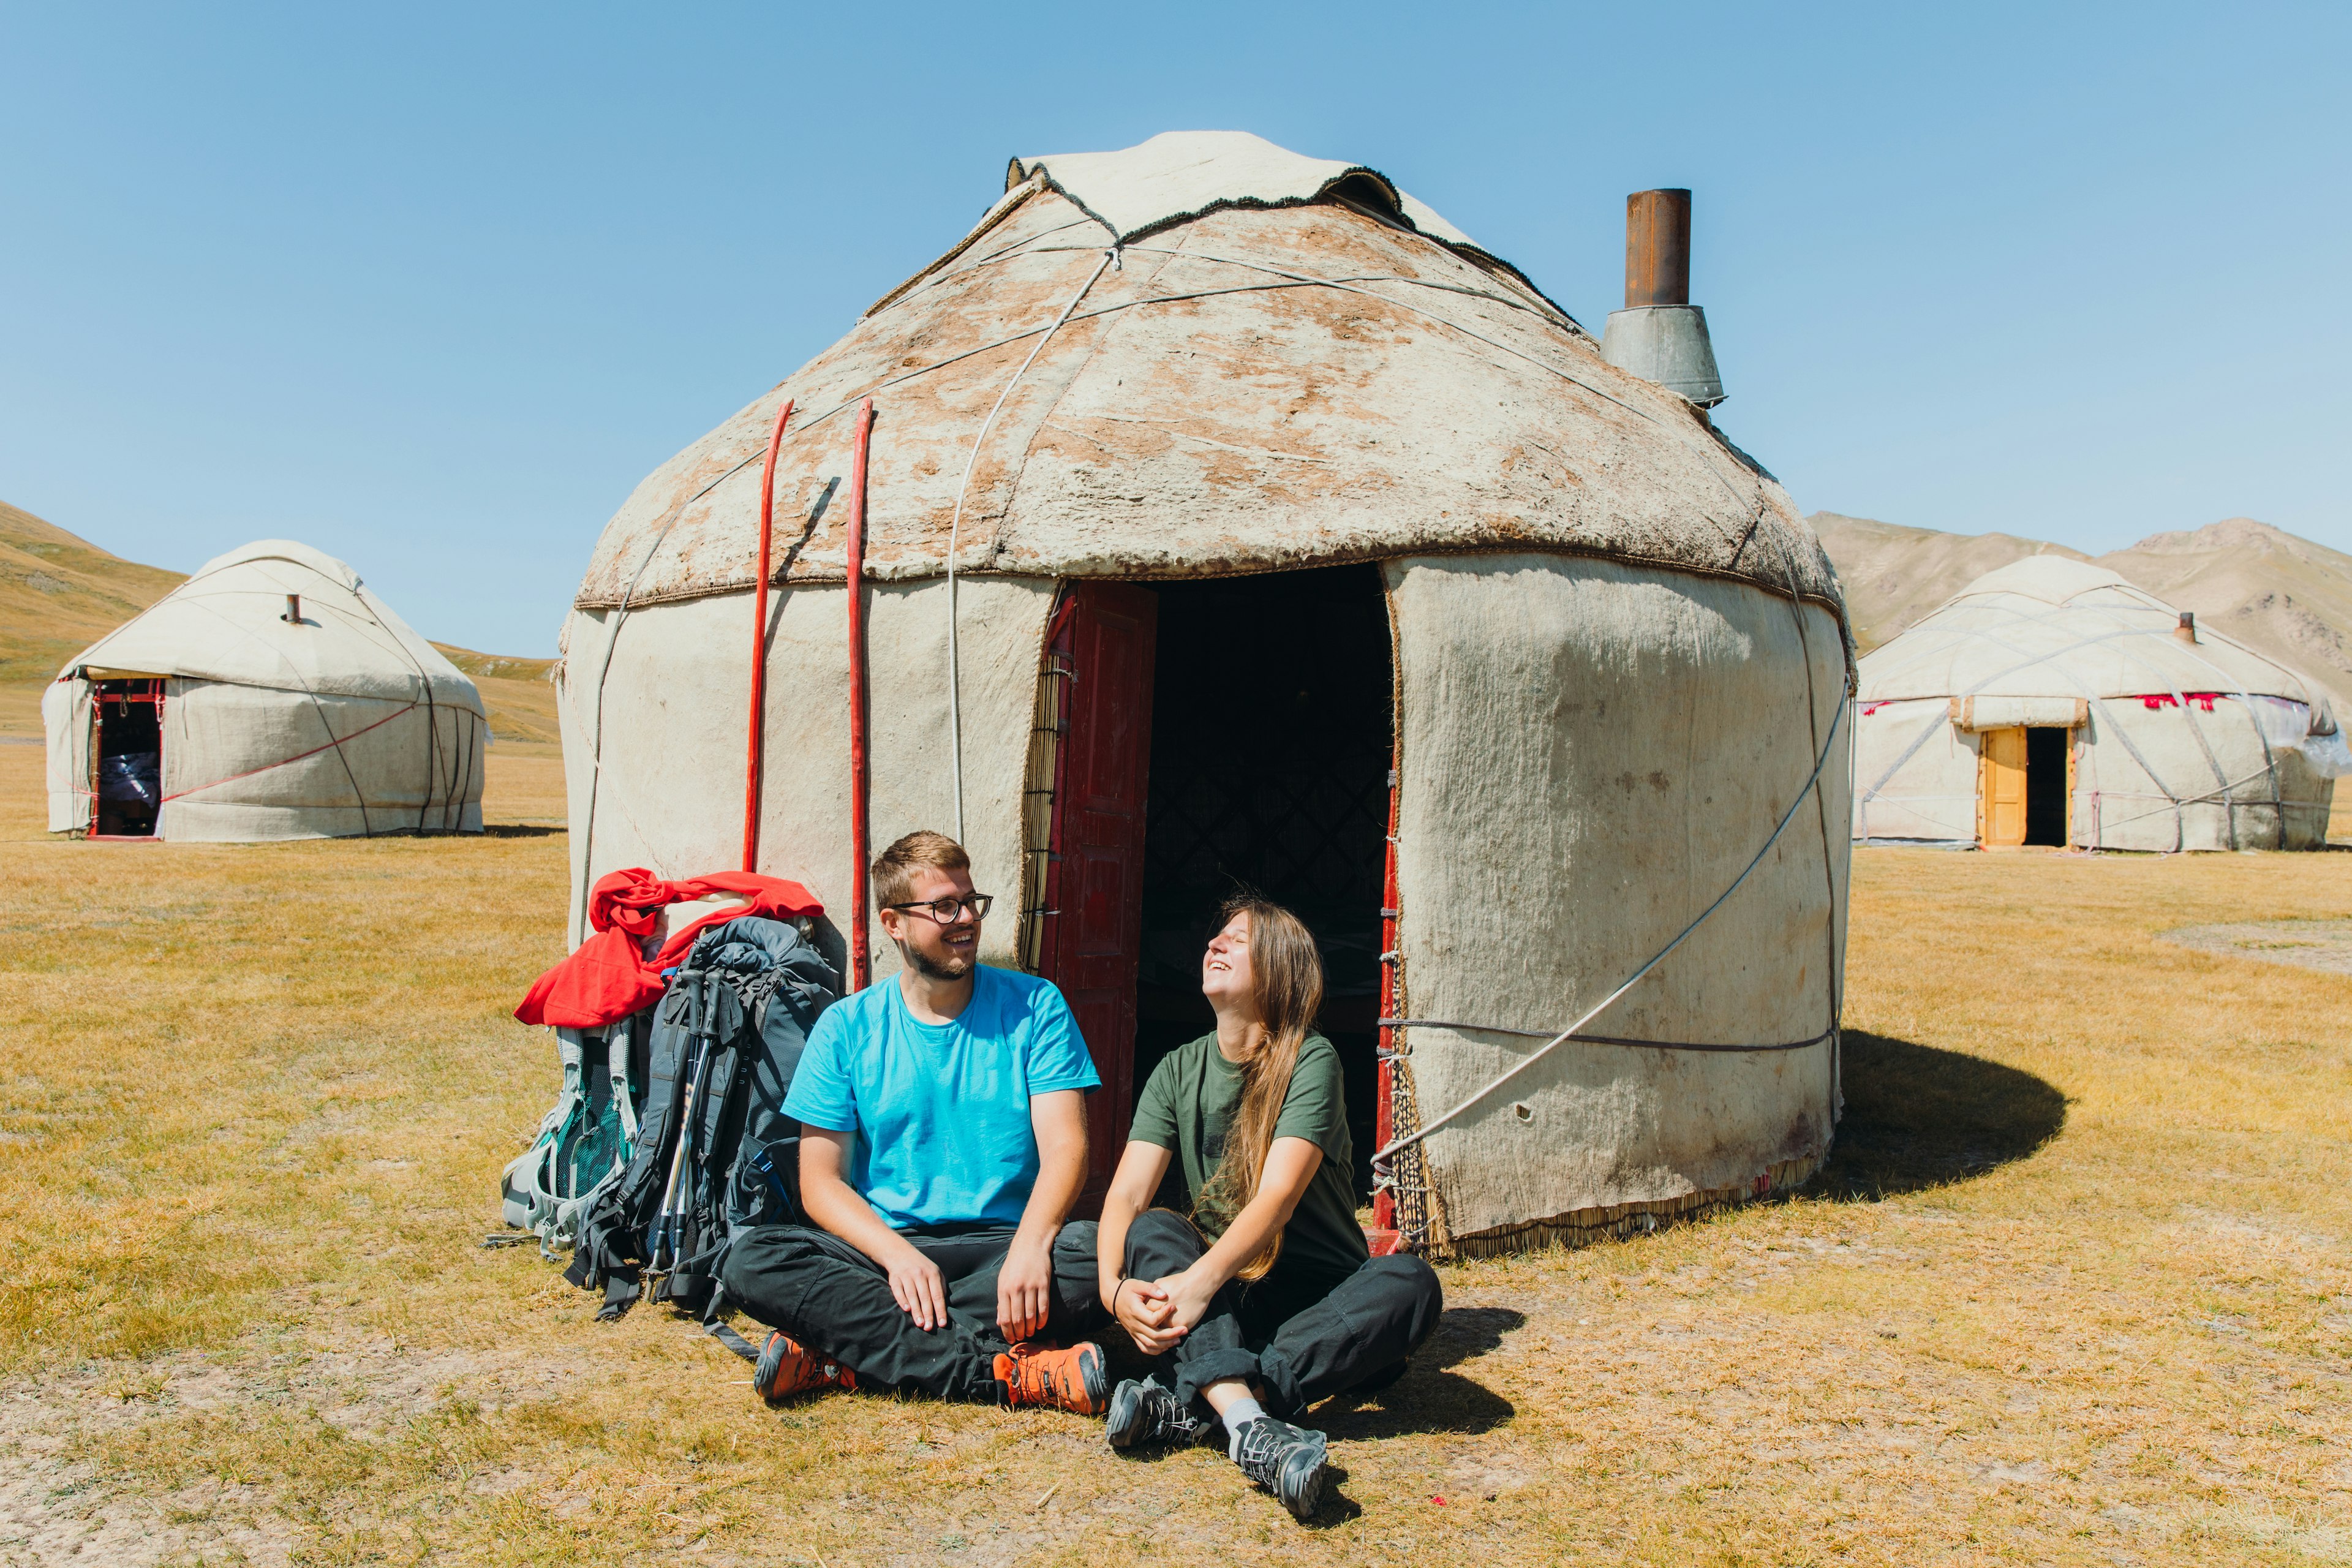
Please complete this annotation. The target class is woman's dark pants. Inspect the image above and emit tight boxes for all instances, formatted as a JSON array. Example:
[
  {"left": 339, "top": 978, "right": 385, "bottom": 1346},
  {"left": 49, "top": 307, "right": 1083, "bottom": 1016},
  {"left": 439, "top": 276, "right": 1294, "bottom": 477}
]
[{"left": 1121, "top": 1208, "right": 1442, "bottom": 1420}]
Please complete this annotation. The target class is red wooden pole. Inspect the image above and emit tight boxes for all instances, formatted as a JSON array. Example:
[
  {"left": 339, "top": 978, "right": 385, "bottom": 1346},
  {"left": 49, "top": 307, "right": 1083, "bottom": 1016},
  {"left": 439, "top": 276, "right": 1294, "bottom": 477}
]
[
  {"left": 1374, "top": 751, "right": 1401, "bottom": 1233},
  {"left": 742, "top": 397, "right": 796, "bottom": 872},
  {"left": 846, "top": 398, "right": 875, "bottom": 991}
]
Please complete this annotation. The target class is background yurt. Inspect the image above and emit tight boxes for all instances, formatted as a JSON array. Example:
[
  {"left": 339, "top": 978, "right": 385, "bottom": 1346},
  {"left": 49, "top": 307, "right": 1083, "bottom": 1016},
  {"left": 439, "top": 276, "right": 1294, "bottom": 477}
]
[
  {"left": 1852, "top": 555, "right": 2345, "bottom": 851},
  {"left": 556, "top": 132, "right": 1853, "bottom": 1257},
  {"left": 43, "top": 539, "right": 487, "bottom": 842}
]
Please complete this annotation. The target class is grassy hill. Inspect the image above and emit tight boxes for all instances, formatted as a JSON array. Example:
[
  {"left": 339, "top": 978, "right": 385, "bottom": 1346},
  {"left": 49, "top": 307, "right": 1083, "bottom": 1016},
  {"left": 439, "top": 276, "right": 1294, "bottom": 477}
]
[
  {"left": 0, "top": 500, "right": 559, "bottom": 744},
  {"left": 0, "top": 500, "right": 188, "bottom": 719},
  {"left": 1814, "top": 510, "right": 2352, "bottom": 715}
]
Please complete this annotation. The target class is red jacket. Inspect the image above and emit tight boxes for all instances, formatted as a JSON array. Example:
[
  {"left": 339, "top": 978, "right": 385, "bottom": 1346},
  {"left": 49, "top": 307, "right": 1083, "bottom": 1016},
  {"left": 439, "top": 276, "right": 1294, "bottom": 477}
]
[{"left": 514, "top": 869, "right": 826, "bottom": 1029}]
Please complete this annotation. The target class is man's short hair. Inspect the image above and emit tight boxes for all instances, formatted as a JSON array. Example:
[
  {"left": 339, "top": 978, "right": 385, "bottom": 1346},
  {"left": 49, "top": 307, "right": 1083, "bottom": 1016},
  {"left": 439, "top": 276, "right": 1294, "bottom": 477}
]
[{"left": 872, "top": 830, "right": 971, "bottom": 909}]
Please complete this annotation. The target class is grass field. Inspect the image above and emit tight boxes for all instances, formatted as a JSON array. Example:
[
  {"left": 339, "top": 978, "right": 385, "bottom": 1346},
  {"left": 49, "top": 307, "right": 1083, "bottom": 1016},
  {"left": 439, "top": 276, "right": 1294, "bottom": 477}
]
[{"left": 2, "top": 742, "right": 2348, "bottom": 1566}]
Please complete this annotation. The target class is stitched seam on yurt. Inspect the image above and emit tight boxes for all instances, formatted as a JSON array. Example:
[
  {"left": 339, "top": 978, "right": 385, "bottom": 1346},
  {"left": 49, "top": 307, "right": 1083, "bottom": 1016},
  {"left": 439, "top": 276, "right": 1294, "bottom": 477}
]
[{"left": 573, "top": 543, "right": 1850, "bottom": 632}]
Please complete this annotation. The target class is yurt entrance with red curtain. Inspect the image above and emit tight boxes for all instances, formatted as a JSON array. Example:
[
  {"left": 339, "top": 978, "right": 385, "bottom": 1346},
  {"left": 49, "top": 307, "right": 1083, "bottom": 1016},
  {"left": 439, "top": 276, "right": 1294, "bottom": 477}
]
[
  {"left": 1022, "top": 565, "right": 1395, "bottom": 1213},
  {"left": 91, "top": 678, "right": 165, "bottom": 840}
]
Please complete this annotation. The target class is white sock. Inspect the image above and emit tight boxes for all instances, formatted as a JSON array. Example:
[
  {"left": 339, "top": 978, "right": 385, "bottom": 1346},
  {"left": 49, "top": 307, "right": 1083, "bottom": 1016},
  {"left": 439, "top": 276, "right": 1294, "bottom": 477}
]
[{"left": 1221, "top": 1396, "right": 1268, "bottom": 1457}]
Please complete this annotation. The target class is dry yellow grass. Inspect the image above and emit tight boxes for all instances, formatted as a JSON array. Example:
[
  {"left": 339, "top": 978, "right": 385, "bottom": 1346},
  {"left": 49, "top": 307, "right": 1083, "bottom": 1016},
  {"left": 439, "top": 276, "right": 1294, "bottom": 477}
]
[{"left": 1, "top": 743, "right": 2348, "bottom": 1566}]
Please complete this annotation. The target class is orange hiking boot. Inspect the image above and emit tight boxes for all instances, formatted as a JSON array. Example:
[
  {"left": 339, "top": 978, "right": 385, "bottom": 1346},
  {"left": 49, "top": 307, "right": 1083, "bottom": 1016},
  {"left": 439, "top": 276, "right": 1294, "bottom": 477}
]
[
  {"left": 752, "top": 1332, "right": 857, "bottom": 1405},
  {"left": 993, "top": 1341, "right": 1107, "bottom": 1414}
]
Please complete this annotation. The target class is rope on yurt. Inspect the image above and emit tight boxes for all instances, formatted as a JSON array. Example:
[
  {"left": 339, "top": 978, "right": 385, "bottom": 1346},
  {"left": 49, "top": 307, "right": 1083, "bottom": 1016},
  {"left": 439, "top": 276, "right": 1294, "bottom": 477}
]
[
  {"left": 2075, "top": 600, "right": 2293, "bottom": 847},
  {"left": 1856, "top": 619, "right": 2183, "bottom": 828},
  {"left": 1376, "top": 1020, "right": 1838, "bottom": 1053},
  {"left": 349, "top": 582, "right": 448, "bottom": 833},
  {"left": 941, "top": 245, "right": 1118, "bottom": 842},
  {"left": 158, "top": 701, "right": 420, "bottom": 802},
  {"left": 179, "top": 586, "right": 376, "bottom": 835},
  {"left": 1366, "top": 691, "right": 1847, "bottom": 1180},
  {"left": 571, "top": 437, "right": 796, "bottom": 935},
  {"left": 864, "top": 216, "right": 1106, "bottom": 320},
  {"left": 743, "top": 398, "right": 797, "bottom": 872},
  {"left": 1090, "top": 244, "right": 1656, "bottom": 422}
]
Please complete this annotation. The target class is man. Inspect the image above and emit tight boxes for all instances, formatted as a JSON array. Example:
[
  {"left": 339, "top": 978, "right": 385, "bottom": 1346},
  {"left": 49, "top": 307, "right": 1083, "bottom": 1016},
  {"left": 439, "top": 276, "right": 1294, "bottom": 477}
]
[{"left": 720, "top": 829, "right": 1109, "bottom": 1412}]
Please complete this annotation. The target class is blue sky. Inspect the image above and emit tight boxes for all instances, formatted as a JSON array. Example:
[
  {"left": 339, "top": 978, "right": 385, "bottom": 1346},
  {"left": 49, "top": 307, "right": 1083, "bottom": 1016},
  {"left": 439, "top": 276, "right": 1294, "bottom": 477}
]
[{"left": 3, "top": 2, "right": 2345, "bottom": 654}]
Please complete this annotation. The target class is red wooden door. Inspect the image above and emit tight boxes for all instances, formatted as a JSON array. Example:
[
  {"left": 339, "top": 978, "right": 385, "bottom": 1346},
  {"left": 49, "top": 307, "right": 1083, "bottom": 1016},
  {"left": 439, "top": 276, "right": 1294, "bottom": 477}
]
[{"left": 1038, "top": 582, "right": 1157, "bottom": 1208}]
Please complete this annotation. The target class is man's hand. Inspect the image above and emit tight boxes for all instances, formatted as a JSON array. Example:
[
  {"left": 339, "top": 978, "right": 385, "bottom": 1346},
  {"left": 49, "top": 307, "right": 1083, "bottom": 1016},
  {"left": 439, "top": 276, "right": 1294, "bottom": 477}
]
[
  {"left": 1113, "top": 1276, "right": 1184, "bottom": 1355},
  {"left": 886, "top": 1243, "right": 949, "bottom": 1333},
  {"left": 997, "top": 1229, "right": 1057, "bottom": 1342}
]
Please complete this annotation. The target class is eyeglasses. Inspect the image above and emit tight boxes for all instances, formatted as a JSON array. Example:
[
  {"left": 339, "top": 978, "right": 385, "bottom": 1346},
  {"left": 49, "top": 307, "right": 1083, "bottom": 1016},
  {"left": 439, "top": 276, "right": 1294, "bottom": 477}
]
[{"left": 883, "top": 893, "right": 995, "bottom": 924}]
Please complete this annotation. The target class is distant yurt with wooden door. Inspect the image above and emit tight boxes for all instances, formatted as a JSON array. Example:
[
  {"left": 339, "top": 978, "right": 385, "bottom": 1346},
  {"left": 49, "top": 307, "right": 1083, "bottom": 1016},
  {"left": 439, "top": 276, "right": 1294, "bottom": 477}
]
[
  {"left": 1852, "top": 555, "right": 2345, "bottom": 851},
  {"left": 43, "top": 540, "right": 486, "bottom": 842},
  {"left": 554, "top": 131, "right": 1853, "bottom": 1257}
]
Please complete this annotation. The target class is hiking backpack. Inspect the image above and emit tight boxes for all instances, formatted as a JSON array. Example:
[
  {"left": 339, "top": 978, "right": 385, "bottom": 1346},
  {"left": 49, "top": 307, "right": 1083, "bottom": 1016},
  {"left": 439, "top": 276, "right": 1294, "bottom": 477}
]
[
  {"left": 566, "top": 914, "right": 838, "bottom": 1322},
  {"left": 498, "top": 1017, "right": 648, "bottom": 1256}
]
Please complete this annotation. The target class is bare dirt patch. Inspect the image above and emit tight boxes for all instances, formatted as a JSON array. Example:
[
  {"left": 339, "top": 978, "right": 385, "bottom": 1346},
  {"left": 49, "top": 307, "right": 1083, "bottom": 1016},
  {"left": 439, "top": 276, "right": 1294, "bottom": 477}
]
[{"left": 2161, "top": 918, "right": 2352, "bottom": 974}]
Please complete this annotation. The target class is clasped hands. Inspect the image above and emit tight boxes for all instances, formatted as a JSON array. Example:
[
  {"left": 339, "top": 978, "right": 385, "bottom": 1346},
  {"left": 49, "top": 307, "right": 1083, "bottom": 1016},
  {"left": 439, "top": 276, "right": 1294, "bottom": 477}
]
[{"left": 1110, "top": 1266, "right": 1218, "bottom": 1355}]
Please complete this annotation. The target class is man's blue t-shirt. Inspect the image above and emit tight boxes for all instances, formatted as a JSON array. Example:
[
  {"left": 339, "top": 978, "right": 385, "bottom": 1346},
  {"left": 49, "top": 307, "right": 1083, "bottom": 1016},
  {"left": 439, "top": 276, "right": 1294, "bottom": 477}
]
[{"left": 782, "top": 965, "right": 1100, "bottom": 1230}]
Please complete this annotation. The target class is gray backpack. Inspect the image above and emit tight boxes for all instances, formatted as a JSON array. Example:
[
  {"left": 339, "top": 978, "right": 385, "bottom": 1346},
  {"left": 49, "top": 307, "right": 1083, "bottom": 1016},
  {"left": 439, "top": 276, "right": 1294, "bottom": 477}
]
[{"left": 498, "top": 1016, "right": 647, "bottom": 1256}]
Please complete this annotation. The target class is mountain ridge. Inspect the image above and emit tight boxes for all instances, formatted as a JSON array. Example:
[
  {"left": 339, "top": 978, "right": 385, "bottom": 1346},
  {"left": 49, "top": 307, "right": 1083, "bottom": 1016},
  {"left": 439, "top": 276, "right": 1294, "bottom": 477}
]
[{"left": 1812, "top": 511, "right": 2352, "bottom": 717}]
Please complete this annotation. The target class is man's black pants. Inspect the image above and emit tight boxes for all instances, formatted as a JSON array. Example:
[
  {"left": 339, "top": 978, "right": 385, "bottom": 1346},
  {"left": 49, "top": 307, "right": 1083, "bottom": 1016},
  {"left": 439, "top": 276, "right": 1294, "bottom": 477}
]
[
  {"left": 722, "top": 1221, "right": 1104, "bottom": 1402},
  {"left": 1121, "top": 1208, "right": 1442, "bottom": 1420}
]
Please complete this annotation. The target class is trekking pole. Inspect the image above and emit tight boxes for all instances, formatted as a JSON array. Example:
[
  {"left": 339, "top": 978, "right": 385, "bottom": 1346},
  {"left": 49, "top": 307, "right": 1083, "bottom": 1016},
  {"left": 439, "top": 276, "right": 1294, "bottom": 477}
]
[
  {"left": 648, "top": 979, "right": 698, "bottom": 1273},
  {"left": 650, "top": 974, "right": 717, "bottom": 1276}
]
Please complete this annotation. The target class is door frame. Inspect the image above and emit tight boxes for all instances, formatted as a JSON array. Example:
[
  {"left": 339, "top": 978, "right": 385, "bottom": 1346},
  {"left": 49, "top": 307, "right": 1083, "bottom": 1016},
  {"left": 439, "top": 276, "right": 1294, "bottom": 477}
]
[
  {"left": 1025, "top": 581, "right": 1158, "bottom": 1212},
  {"left": 88, "top": 677, "right": 167, "bottom": 842}
]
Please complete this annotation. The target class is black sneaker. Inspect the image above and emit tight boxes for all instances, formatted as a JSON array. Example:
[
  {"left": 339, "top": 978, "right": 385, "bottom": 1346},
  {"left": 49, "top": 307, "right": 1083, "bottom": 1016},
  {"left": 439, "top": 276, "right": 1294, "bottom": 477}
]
[
  {"left": 1229, "top": 1416, "right": 1328, "bottom": 1520},
  {"left": 1105, "top": 1376, "right": 1213, "bottom": 1450}
]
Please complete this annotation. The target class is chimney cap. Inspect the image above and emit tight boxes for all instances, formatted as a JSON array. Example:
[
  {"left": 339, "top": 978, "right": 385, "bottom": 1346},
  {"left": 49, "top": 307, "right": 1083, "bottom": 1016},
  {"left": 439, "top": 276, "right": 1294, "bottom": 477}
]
[{"left": 1602, "top": 188, "right": 1723, "bottom": 405}]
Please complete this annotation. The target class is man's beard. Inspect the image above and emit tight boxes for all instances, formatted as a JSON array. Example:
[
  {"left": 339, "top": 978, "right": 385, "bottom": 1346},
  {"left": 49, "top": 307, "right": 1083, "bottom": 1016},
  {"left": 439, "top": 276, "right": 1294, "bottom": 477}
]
[{"left": 901, "top": 938, "right": 975, "bottom": 982}]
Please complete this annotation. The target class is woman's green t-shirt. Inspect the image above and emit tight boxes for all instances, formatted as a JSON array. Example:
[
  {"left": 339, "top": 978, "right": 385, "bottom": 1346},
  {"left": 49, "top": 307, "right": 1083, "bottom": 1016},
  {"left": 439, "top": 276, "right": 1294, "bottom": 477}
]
[{"left": 1127, "top": 1031, "right": 1368, "bottom": 1286}]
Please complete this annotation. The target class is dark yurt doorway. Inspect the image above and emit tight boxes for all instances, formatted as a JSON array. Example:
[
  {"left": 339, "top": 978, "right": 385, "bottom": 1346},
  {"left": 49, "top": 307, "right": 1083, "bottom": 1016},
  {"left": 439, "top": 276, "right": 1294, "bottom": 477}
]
[
  {"left": 2024, "top": 725, "right": 2069, "bottom": 846},
  {"left": 1027, "top": 565, "right": 1394, "bottom": 1206},
  {"left": 92, "top": 679, "right": 164, "bottom": 839},
  {"left": 1134, "top": 565, "right": 1393, "bottom": 1198}
]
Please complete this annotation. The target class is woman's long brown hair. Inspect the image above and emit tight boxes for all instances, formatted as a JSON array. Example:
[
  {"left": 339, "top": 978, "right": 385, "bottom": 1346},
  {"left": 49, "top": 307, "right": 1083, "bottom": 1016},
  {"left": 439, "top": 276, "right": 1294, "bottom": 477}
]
[{"left": 1197, "top": 895, "right": 1324, "bottom": 1281}]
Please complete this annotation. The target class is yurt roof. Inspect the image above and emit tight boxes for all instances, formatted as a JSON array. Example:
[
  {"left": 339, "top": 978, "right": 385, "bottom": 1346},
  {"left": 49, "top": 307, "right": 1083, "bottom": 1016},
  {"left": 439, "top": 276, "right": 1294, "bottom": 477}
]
[
  {"left": 60, "top": 538, "right": 483, "bottom": 714},
  {"left": 1858, "top": 552, "right": 2324, "bottom": 708},
  {"left": 575, "top": 130, "right": 1843, "bottom": 624}
]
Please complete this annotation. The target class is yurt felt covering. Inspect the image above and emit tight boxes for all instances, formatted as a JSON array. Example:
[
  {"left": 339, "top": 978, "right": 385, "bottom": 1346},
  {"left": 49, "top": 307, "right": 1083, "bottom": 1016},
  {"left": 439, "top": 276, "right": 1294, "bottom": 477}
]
[
  {"left": 556, "top": 132, "right": 1857, "bottom": 1253},
  {"left": 45, "top": 540, "right": 485, "bottom": 841},
  {"left": 1854, "top": 556, "right": 2340, "bottom": 851}
]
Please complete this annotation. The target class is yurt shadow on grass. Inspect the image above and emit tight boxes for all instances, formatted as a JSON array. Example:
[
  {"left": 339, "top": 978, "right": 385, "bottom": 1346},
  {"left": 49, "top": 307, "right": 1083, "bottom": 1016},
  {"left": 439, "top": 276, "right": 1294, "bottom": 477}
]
[{"left": 1803, "top": 1031, "right": 2067, "bottom": 1199}]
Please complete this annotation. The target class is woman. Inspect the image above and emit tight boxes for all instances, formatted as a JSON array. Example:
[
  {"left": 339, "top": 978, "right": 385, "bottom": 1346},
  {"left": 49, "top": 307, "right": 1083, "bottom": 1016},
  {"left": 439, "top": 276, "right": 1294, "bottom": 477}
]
[{"left": 1095, "top": 896, "right": 1442, "bottom": 1520}]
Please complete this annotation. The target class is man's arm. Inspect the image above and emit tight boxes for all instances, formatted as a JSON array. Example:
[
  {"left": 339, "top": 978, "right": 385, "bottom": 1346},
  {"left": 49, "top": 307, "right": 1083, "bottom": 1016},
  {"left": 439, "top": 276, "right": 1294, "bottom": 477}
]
[
  {"left": 799, "top": 1126, "right": 949, "bottom": 1332},
  {"left": 996, "top": 1088, "right": 1089, "bottom": 1341}
]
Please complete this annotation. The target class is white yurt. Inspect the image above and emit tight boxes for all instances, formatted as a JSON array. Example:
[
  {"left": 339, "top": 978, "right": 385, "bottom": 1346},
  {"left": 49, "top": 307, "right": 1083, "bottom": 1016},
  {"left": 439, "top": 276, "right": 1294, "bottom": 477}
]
[
  {"left": 44, "top": 540, "right": 486, "bottom": 842},
  {"left": 556, "top": 132, "right": 1853, "bottom": 1257},
  {"left": 1852, "top": 556, "right": 2344, "bottom": 851}
]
